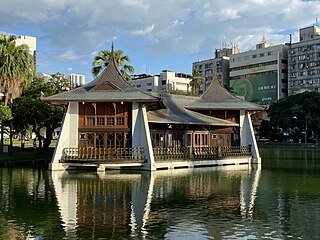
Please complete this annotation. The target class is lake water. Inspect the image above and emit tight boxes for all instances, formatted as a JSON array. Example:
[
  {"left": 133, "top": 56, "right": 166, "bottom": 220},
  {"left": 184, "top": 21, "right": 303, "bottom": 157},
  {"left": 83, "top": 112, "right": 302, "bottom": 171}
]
[{"left": 1, "top": 145, "right": 320, "bottom": 239}]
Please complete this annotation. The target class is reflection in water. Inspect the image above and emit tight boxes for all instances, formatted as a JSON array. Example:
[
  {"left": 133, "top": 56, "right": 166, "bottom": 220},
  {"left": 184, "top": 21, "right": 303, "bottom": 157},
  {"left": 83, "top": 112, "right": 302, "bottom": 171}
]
[
  {"left": 51, "top": 165, "right": 260, "bottom": 239},
  {"left": 1, "top": 149, "right": 320, "bottom": 239}
]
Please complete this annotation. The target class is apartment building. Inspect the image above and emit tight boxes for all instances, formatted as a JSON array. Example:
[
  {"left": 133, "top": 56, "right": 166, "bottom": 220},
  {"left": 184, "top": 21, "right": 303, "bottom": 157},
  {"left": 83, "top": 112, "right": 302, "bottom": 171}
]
[
  {"left": 68, "top": 74, "right": 86, "bottom": 87},
  {"left": 192, "top": 46, "right": 240, "bottom": 91},
  {"left": 288, "top": 25, "right": 320, "bottom": 95},
  {"left": 131, "top": 74, "right": 159, "bottom": 92},
  {"left": 229, "top": 40, "right": 289, "bottom": 105},
  {"left": 131, "top": 70, "right": 191, "bottom": 93},
  {"left": 15, "top": 35, "right": 36, "bottom": 56}
]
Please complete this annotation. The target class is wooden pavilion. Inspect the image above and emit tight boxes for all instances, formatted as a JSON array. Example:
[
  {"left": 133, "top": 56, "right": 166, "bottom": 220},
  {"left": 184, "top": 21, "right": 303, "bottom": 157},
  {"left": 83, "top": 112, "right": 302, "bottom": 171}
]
[{"left": 44, "top": 46, "right": 262, "bottom": 171}]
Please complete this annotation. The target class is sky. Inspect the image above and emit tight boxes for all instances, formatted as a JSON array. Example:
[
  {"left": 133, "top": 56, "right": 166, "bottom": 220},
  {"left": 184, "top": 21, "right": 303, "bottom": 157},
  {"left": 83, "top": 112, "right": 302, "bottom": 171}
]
[{"left": 1, "top": 0, "right": 320, "bottom": 83}]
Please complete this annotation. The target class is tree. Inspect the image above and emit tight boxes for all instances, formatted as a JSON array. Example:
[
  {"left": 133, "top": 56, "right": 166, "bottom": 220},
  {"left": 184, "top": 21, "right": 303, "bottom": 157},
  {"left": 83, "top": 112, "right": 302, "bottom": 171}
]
[
  {"left": 0, "top": 35, "right": 34, "bottom": 154},
  {"left": 0, "top": 35, "right": 34, "bottom": 105},
  {"left": 11, "top": 78, "right": 65, "bottom": 151},
  {"left": 268, "top": 91, "right": 320, "bottom": 143},
  {"left": 92, "top": 49, "right": 134, "bottom": 81},
  {"left": 189, "top": 69, "right": 203, "bottom": 96},
  {"left": 50, "top": 72, "right": 72, "bottom": 92}
]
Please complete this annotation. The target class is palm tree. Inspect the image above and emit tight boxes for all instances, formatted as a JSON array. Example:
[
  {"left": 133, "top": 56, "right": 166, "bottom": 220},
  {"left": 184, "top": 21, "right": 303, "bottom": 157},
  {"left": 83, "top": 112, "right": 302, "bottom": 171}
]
[
  {"left": 92, "top": 49, "right": 134, "bottom": 81},
  {"left": 190, "top": 69, "right": 203, "bottom": 96},
  {"left": 0, "top": 35, "right": 34, "bottom": 105},
  {"left": 0, "top": 34, "right": 34, "bottom": 155}
]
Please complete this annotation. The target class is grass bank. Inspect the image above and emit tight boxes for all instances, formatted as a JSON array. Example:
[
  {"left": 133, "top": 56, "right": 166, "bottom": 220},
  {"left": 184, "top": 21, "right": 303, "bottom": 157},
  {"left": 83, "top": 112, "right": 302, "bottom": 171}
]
[{"left": 1, "top": 139, "right": 56, "bottom": 165}]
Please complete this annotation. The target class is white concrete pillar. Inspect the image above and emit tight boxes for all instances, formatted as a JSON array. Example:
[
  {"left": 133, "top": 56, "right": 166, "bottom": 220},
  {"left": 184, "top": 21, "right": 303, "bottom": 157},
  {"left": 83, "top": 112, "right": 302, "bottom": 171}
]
[
  {"left": 131, "top": 103, "right": 154, "bottom": 170},
  {"left": 240, "top": 111, "right": 261, "bottom": 164},
  {"left": 49, "top": 102, "right": 79, "bottom": 171}
]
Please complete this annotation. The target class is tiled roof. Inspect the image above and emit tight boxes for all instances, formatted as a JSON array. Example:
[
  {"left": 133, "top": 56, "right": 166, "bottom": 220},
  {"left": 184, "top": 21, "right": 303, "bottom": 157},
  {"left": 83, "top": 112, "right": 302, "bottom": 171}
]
[
  {"left": 187, "top": 75, "right": 263, "bottom": 110},
  {"left": 43, "top": 48, "right": 159, "bottom": 103},
  {"left": 147, "top": 94, "right": 238, "bottom": 126}
]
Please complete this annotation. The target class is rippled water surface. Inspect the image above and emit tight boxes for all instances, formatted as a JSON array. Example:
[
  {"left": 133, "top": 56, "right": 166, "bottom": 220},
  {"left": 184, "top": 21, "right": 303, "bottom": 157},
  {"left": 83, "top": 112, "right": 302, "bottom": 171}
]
[{"left": 1, "top": 145, "right": 320, "bottom": 239}]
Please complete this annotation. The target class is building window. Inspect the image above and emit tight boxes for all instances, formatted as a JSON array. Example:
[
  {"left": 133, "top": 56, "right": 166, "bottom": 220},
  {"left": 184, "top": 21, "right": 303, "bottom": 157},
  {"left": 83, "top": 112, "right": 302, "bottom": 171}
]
[
  {"left": 96, "top": 133, "right": 104, "bottom": 148},
  {"left": 107, "top": 133, "right": 114, "bottom": 148},
  {"left": 87, "top": 133, "right": 94, "bottom": 148},
  {"left": 116, "top": 133, "right": 124, "bottom": 148}
]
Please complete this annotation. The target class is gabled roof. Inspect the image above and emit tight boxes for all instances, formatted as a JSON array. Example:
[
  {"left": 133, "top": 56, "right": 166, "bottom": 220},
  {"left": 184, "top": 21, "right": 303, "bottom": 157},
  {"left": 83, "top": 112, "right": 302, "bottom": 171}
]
[
  {"left": 43, "top": 46, "right": 159, "bottom": 103},
  {"left": 187, "top": 75, "right": 263, "bottom": 111},
  {"left": 147, "top": 94, "right": 238, "bottom": 127}
]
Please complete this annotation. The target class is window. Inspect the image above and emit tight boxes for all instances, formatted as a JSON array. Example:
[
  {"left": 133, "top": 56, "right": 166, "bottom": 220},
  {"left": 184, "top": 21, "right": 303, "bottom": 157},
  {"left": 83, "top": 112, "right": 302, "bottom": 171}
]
[
  {"left": 87, "top": 133, "right": 94, "bottom": 148},
  {"left": 115, "top": 133, "right": 124, "bottom": 147},
  {"left": 147, "top": 82, "right": 152, "bottom": 86},
  {"left": 96, "top": 133, "right": 104, "bottom": 148},
  {"left": 252, "top": 54, "right": 257, "bottom": 58},
  {"left": 107, "top": 133, "right": 114, "bottom": 148}
]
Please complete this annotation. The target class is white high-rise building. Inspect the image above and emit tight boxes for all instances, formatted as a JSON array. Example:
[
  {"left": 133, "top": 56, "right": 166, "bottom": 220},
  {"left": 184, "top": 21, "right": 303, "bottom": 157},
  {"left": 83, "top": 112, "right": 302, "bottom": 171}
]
[
  {"left": 68, "top": 74, "right": 86, "bottom": 87},
  {"left": 288, "top": 25, "right": 320, "bottom": 95},
  {"left": 229, "top": 40, "right": 288, "bottom": 105},
  {"left": 15, "top": 35, "right": 36, "bottom": 56},
  {"left": 131, "top": 70, "right": 191, "bottom": 93},
  {"left": 192, "top": 46, "right": 240, "bottom": 92}
]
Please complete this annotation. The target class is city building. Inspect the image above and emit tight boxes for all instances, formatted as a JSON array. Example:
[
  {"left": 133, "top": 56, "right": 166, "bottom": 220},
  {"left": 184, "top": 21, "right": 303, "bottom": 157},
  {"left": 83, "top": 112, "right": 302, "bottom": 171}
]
[
  {"left": 131, "top": 74, "right": 159, "bottom": 92},
  {"left": 288, "top": 25, "right": 320, "bottom": 95},
  {"left": 15, "top": 35, "right": 36, "bottom": 56},
  {"left": 14, "top": 35, "right": 37, "bottom": 70},
  {"left": 68, "top": 74, "right": 86, "bottom": 87},
  {"left": 192, "top": 46, "right": 240, "bottom": 92},
  {"left": 131, "top": 70, "right": 191, "bottom": 93},
  {"left": 229, "top": 39, "right": 289, "bottom": 105}
]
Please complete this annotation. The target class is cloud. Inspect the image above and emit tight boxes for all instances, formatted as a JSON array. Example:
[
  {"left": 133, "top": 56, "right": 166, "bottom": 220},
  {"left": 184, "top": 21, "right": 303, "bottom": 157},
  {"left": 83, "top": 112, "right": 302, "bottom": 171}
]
[
  {"left": 132, "top": 24, "right": 155, "bottom": 36},
  {"left": 56, "top": 51, "right": 78, "bottom": 61},
  {"left": 66, "top": 67, "right": 73, "bottom": 71},
  {"left": 1, "top": 0, "right": 320, "bottom": 75}
]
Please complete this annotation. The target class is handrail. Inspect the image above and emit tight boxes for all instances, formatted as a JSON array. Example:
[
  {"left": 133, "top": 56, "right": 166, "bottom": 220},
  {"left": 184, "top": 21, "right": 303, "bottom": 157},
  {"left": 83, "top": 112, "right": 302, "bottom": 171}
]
[
  {"left": 61, "top": 147, "right": 145, "bottom": 162},
  {"left": 153, "top": 146, "right": 251, "bottom": 161}
]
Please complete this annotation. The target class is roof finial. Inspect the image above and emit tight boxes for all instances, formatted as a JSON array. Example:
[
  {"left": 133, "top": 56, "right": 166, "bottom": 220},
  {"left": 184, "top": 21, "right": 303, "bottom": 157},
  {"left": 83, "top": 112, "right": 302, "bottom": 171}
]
[{"left": 111, "top": 42, "right": 114, "bottom": 54}]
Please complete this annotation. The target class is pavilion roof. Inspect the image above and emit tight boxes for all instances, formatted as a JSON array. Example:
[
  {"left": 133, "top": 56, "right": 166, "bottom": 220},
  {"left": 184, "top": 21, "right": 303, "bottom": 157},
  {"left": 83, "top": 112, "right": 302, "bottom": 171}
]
[
  {"left": 147, "top": 94, "right": 238, "bottom": 127},
  {"left": 187, "top": 75, "right": 263, "bottom": 111},
  {"left": 43, "top": 46, "right": 159, "bottom": 104}
]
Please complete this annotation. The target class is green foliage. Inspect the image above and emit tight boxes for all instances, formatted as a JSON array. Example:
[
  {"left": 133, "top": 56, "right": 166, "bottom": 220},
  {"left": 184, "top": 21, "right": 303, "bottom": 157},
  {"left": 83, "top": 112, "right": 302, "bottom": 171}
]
[
  {"left": 0, "top": 104, "right": 12, "bottom": 120},
  {"left": 0, "top": 34, "right": 35, "bottom": 105},
  {"left": 161, "top": 89, "right": 188, "bottom": 95},
  {"left": 11, "top": 77, "right": 65, "bottom": 151},
  {"left": 92, "top": 49, "right": 134, "bottom": 81},
  {"left": 268, "top": 91, "right": 320, "bottom": 142},
  {"left": 189, "top": 69, "right": 203, "bottom": 96},
  {"left": 50, "top": 72, "right": 72, "bottom": 92}
]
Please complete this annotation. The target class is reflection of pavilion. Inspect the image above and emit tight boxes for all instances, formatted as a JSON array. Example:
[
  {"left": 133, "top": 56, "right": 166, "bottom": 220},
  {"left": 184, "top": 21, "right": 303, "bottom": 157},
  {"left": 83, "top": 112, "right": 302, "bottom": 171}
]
[{"left": 52, "top": 166, "right": 261, "bottom": 239}]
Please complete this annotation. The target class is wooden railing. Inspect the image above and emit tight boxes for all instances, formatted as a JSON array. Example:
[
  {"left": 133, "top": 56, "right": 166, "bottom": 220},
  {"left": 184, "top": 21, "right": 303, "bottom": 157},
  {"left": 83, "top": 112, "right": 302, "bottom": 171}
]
[
  {"left": 153, "top": 146, "right": 251, "bottom": 161},
  {"left": 61, "top": 147, "right": 145, "bottom": 162},
  {"left": 153, "top": 147, "right": 189, "bottom": 161},
  {"left": 220, "top": 146, "right": 252, "bottom": 157},
  {"left": 61, "top": 146, "right": 251, "bottom": 163}
]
